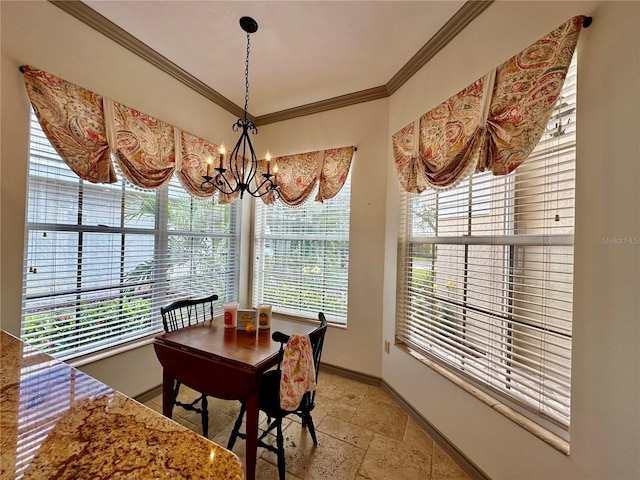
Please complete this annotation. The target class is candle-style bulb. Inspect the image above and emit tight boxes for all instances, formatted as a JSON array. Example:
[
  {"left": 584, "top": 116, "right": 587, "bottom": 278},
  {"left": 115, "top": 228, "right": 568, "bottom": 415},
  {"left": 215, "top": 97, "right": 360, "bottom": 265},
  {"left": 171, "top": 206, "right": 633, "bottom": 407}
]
[
  {"left": 265, "top": 151, "right": 272, "bottom": 174},
  {"left": 206, "top": 156, "right": 213, "bottom": 176},
  {"left": 218, "top": 144, "right": 225, "bottom": 168},
  {"left": 273, "top": 162, "right": 278, "bottom": 174}
]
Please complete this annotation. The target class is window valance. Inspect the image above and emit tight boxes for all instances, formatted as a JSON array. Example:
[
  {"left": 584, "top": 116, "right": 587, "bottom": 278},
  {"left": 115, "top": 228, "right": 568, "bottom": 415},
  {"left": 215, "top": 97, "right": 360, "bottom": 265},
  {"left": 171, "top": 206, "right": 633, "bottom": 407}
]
[
  {"left": 258, "top": 146, "right": 356, "bottom": 207},
  {"left": 21, "top": 66, "right": 354, "bottom": 204},
  {"left": 392, "top": 15, "right": 587, "bottom": 193},
  {"left": 20, "top": 66, "right": 117, "bottom": 184},
  {"left": 111, "top": 100, "right": 175, "bottom": 189},
  {"left": 177, "top": 130, "right": 239, "bottom": 204}
]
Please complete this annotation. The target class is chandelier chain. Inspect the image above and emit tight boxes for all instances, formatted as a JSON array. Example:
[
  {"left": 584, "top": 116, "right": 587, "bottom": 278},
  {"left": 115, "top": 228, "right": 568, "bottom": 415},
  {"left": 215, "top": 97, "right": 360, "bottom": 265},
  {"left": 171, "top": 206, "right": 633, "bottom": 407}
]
[{"left": 244, "top": 31, "right": 251, "bottom": 120}]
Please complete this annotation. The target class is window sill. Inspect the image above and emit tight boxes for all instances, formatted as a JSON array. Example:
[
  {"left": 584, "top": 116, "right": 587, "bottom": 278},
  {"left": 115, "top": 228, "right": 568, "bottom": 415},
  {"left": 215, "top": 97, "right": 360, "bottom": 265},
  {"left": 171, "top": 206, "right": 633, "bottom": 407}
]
[
  {"left": 395, "top": 342, "right": 570, "bottom": 455},
  {"left": 66, "top": 334, "right": 157, "bottom": 369},
  {"left": 271, "top": 312, "right": 347, "bottom": 330}
]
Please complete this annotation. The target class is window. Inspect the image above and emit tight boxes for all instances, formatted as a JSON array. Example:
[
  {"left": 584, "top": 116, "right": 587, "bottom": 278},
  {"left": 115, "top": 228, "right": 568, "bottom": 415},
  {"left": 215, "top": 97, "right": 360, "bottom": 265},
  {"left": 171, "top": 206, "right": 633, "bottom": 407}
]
[
  {"left": 22, "top": 111, "right": 240, "bottom": 361},
  {"left": 396, "top": 58, "right": 577, "bottom": 434},
  {"left": 252, "top": 175, "right": 351, "bottom": 324},
  {"left": 163, "top": 181, "right": 239, "bottom": 304}
]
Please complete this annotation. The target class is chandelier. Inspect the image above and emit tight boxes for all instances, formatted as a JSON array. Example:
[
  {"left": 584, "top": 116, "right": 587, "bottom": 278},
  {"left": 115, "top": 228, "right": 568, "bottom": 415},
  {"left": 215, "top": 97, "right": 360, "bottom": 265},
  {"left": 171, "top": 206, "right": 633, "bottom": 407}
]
[{"left": 201, "top": 16, "right": 279, "bottom": 199}]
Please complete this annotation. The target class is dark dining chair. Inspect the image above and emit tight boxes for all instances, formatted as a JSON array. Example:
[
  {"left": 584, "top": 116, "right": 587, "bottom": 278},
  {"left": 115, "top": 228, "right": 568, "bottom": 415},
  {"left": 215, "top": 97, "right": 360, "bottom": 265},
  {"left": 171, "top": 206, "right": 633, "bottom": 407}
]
[
  {"left": 160, "top": 293, "right": 218, "bottom": 438},
  {"left": 227, "top": 312, "right": 328, "bottom": 480}
]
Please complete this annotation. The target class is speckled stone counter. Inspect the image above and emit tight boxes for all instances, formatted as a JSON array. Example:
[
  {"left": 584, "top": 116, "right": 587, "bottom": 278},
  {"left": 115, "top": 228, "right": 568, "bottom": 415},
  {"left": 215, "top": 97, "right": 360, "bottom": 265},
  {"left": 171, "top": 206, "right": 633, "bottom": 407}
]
[{"left": 0, "top": 331, "right": 243, "bottom": 480}]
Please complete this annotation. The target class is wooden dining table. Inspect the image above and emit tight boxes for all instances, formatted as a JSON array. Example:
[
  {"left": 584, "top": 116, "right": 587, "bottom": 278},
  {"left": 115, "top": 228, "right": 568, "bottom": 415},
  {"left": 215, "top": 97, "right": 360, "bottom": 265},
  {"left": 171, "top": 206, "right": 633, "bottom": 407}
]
[{"left": 153, "top": 317, "right": 316, "bottom": 480}]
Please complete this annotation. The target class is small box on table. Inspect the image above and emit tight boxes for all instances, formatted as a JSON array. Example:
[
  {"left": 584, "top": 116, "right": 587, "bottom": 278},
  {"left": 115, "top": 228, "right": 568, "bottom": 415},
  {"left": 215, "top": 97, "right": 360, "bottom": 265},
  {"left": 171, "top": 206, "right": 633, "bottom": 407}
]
[{"left": 237, "top": 309, "right": 257, "bottom": 331}]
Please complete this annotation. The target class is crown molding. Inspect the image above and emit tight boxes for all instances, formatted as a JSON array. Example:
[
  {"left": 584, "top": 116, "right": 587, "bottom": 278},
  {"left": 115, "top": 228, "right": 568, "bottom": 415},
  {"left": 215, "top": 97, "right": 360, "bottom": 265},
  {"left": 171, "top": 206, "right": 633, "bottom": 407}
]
[
  {"left": 49, "top": 0, "right": 248, "bottom": 121},
  {"left": 386, "top": 0, "right": 494, "bottom": 95},
  {"left": 254, "top": 86, "right": 388, "bottom": 126},
  {"left": 50, "top": 0, "right": 492, "bottom": 125}
]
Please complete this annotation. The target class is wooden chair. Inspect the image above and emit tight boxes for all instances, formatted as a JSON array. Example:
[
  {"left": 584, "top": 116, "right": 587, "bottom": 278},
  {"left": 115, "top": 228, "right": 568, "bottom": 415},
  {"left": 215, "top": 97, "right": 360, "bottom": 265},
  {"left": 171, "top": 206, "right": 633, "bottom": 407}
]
[
  {"left": 160, "top": 293, "right": 218, "bottom": 437},
  {"left": 227, "top": 312, "right": 328, "bottom": 480}
]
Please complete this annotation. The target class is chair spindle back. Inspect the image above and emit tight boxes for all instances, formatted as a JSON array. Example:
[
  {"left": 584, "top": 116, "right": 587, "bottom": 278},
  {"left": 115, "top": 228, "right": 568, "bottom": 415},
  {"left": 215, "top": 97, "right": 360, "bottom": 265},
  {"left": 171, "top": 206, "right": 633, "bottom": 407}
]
[{"left": 160, "top": 293, "right": 219, "bottom": 333}]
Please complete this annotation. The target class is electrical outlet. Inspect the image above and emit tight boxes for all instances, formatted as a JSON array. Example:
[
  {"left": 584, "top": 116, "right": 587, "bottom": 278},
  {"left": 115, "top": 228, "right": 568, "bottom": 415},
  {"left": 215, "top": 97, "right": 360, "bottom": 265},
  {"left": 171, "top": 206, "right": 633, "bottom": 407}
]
[{"left": 384, "top": 340, "right": 390, "bottom": 353}]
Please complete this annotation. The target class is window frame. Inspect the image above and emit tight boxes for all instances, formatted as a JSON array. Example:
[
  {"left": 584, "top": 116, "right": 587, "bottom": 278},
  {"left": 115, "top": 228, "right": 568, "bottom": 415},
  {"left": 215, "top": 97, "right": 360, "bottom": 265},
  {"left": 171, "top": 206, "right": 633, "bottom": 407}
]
[
  {"left": 251, "top": 174, "right": 352, "bottom": 325},
  {"left": 21, "top": 110, "right": 240, "bottom": 361},
  {"left": 395, "top": 59, "right": 577, "bottom": 438}
]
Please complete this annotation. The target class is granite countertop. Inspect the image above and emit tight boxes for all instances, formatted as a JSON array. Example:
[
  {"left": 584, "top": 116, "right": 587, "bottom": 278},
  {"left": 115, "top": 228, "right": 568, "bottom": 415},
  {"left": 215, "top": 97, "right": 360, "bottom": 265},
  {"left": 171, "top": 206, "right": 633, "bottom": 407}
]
[{"left": 0, "top": 331, "right": 243, "bottom": 480}]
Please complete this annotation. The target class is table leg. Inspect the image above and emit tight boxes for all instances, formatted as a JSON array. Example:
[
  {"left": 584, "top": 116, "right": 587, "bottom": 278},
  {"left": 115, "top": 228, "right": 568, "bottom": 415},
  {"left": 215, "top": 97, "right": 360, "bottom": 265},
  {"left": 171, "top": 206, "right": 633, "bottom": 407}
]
[
  {"left": 162, "top": 370, "right": 174, "bottom": 419},
  {"left": 244, "top": 391, "right": 260, "bottom": 480}
]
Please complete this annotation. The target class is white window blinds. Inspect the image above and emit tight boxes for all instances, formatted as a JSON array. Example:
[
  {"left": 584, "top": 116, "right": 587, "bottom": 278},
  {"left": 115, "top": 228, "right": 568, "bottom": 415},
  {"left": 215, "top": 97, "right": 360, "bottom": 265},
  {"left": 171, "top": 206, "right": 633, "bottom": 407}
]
[
  {"left": 396, "top": 57, "right": 577, "bottom": 433},
  {"left": 163, "top": 181, "right": 240, "bottom": 305},
  {"left": 22, "top": 110, "right": 239, "bottom": 361},
  {"left": 253, "top": 175, "right": 351, "bottom": 324}
]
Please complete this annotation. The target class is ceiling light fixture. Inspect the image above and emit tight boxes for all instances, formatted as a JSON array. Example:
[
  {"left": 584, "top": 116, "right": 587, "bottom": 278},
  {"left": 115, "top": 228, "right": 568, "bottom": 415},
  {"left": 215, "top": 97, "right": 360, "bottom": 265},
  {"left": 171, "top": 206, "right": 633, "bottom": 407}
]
[{"left": 201, "top": 16, "right": 278, "bottom": 199}]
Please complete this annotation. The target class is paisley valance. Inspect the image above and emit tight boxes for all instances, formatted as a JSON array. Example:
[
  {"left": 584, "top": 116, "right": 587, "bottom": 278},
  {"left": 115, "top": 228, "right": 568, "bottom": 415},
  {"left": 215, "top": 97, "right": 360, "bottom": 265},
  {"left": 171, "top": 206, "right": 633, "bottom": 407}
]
[
  {"left": 392, "top": 15, "right": 588, "bottom": 193},
  {"left": 20, "top": 66, "right": 117, "bottom": 184},
  {"left": 258, "top": 146, "right": 356, "bottom": 207},
  {"left": 21, "top": 66, "right": 353, "bottom": 204},
  {"left": 111, "top": 101, "right": 176, "bottom": 189}
]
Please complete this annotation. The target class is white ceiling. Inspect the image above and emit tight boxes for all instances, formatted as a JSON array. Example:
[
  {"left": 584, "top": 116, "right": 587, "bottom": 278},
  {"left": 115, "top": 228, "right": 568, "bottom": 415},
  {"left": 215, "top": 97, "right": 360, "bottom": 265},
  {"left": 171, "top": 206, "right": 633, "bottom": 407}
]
[{"left": 84, "top": 1, "right": 468, "bottom": 117}]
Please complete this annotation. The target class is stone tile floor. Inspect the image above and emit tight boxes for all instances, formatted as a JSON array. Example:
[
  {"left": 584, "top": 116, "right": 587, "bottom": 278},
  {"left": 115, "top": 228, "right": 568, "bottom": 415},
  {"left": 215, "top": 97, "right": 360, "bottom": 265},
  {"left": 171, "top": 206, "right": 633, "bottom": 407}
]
[{"left": 144, "top": 371, "right": 472, "bottom": 480}]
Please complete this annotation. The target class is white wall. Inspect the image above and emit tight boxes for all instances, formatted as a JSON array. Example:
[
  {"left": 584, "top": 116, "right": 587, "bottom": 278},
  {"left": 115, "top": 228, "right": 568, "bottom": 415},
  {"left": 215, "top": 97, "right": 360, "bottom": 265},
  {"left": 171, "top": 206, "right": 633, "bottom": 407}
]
[
  {"left": 384, "top": 2, "right": 639, "bottom": 479},
  {"left": 258, "top": 99, "right": 389, "bottom": 377}
]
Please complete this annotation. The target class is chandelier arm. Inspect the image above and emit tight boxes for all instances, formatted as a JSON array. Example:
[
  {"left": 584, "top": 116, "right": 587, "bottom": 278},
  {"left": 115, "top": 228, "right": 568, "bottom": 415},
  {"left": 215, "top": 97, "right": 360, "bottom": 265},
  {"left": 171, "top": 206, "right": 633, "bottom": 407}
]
[
  {"left": 214, "top": 171, "right": 237, "bottom": 194},
  {"left": 200, "top": 178, "right": 212, "bottom": 192},
  {"left": 251, "top": 174, "right": 278, "bottom": 195},
  {"left": 240, "top": 132, "right": 248, "bottom": 190},
  {"left": 243, "top": 129, "right": 259, "bottom": 192},
  {"left": 228, "top": 127, "right": 248, "bottom": 190},
  {"left": 247, "top": 181, "right": 280, "bottom": 199},
  {"left": 200, "top": 171, "right": 236, "bottom": 196}
]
